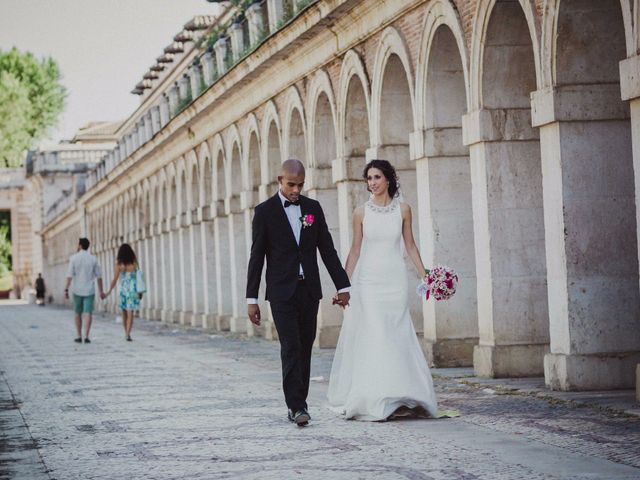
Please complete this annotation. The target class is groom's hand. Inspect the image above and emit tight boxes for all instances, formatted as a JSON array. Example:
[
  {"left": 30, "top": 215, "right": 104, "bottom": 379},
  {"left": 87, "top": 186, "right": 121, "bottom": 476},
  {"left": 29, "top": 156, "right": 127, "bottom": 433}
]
[
  {"left": 248, "top": 304, "right": 261, "bottom": 326},
  {"left": 333, "top": 292, "right": 350, "bottom": 309}
]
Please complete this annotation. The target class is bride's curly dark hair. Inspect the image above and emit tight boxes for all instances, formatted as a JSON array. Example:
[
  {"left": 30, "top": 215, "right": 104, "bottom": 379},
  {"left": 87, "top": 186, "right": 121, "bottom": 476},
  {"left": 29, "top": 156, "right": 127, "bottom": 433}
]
[{"left": 363, "top": 159, "right": 400, "bottom": 198}]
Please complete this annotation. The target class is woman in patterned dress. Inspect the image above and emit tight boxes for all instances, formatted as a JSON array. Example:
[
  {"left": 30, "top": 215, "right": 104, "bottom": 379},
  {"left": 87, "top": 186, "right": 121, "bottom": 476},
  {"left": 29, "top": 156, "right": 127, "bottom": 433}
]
[{"left": 103, "top": 243, "right": 142, "bottom": 341}]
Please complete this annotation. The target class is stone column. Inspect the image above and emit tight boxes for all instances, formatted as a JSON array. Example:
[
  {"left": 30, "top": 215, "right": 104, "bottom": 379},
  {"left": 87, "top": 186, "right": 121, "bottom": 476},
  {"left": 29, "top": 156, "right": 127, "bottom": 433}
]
[
  {"left": 132, "top": 126, "right": 140, "bottom": 151},
  {"left": 267, "top": 0, "right": 283, "bottom": 33},
  {"left": 462, "top": 108, "right": 549, "bottom": 377},
  {"left": 162, "top": 215, "right": 179, "bottom": 324},
  {"left": 305, "top": 166, "right": 343, "bottom": 347},
  {"left": 202, "top": 51, "right": 216, "bottom": 86},
  {"left": 213, "top": 200, "right": 232, "bottom": 331},
  {"left": 144, "top": 112, "right": 153, "bottom": 141},
  {"left": 149, "top": 223, "right": 160, "bottom": 319},
  {"left": 168, "top": 83, "right": 179, "bottom": 118},
  {"left": 241, "top": 189, "right": 264, "bottom": 336},
  {"left": 177, "top": 210, "right": 194, "bottom": 325},
  {"left": 214, "top": 37, "right": 228, "bottom": 75},
  {"left": 157, "top": 220, "right": 168, "bottom": 321},
  {"left": 190, "top": 208, "right": 205, "bottom": 327},
  {"left": 189, "top": 63, "right": 203, "bottom": 98},
  {"left": 150, "top": 106, "right": 161, "bottom": 135},
  {"left": 230, "top": 22, "right": 244, "bottom": 62},
  {"left": 410, "top": 127, "right": 478, "bottom": 367},
  {"left": 227, "top": 193, "right": 247, "bottom": 333},
  {"left": 533, "top": 78, "right": 640, "bottom": 390},
  {"left": 201, "top": 203, "right": 218, "bottom": 329},
  {"left": 246, "top": 3, "right": 265, "bottom": 45},
  {"left": 160, "top": 95, "right": 170, "bottom": 127},
  {"left": 178, "top": 74, "right": 192, "bottom": 102}
]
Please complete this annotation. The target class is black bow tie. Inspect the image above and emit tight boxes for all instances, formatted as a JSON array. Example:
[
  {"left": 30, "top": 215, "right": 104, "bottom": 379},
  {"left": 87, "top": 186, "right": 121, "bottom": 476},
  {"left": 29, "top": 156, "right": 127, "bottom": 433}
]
[{"left": 284, "top": 200, "right": 300, "bottom": 207}]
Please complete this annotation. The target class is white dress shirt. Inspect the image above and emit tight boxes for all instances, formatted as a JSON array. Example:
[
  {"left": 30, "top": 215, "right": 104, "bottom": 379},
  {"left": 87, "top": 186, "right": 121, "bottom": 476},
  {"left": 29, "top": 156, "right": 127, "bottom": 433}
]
[
  {"left": 66, "top": 249, "right": 102, "bottom": 296},
  {"left": 247, "top": 191, "right": 349, "bottom": 304}
]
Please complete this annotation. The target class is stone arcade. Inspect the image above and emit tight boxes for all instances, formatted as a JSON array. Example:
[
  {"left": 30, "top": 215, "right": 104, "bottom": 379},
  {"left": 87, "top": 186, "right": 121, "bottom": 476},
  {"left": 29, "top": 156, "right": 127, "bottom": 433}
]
[{"left": 30, "top": 1, "right": 640, "bottom": 392}]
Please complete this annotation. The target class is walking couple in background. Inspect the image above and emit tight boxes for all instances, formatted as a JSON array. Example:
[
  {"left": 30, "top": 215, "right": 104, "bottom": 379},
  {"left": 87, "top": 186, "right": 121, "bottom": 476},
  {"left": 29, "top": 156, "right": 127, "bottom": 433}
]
[
  {"left": 246, "top": 158, "right": 437, "bottom": 426},
  {"left": 65, "top": 238, "right": 145, "bottom": 343}
]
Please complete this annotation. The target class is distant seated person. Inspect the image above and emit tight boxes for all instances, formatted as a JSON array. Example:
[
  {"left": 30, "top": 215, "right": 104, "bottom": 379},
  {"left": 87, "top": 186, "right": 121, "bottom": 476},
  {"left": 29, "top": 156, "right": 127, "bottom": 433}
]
[{"left": 34, "top": 273, "right": 46, "bottom": 306}]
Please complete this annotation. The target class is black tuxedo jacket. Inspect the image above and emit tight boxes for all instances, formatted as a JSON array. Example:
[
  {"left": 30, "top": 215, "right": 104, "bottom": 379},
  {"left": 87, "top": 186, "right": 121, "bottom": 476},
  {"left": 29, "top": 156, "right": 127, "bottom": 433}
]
[{"left": 246, "top": 193, "right": 350, "bottom": 303}]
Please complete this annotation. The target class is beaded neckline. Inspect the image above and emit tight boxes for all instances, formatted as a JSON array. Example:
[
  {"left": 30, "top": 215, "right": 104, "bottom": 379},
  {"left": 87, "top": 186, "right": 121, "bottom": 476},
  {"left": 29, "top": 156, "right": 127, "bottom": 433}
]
[{"left": 365, "top": 197, "right": 399, "bottom": 214}]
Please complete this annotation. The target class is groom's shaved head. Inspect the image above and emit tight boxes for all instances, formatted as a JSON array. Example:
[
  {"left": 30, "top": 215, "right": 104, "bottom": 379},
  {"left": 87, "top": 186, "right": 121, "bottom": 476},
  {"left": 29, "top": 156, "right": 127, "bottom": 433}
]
[
  {"left": 278, "top": 159, "right": 305, "bottom": 203},
  {"left": 281, "top": 159, "right": 305, "bottom": 176}
]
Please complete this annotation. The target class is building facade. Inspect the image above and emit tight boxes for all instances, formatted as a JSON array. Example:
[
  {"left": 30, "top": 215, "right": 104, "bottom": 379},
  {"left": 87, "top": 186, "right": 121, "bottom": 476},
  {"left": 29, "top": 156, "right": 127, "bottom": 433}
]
[{"left": 37, "top": 0, "right": 640, "bottom": 391}]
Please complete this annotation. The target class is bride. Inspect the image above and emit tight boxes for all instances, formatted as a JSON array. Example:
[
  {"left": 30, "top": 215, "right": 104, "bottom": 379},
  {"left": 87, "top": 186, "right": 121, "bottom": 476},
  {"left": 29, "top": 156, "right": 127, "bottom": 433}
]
[{"left": 327, "top": 159, "right": 438, "bottom": 421}]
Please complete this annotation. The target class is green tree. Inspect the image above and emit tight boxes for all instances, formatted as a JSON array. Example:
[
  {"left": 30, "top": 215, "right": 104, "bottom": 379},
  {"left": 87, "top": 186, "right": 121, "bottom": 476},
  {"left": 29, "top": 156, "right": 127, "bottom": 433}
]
[{"left": 0, "top": 48, "right": 67, "bottom": 167}]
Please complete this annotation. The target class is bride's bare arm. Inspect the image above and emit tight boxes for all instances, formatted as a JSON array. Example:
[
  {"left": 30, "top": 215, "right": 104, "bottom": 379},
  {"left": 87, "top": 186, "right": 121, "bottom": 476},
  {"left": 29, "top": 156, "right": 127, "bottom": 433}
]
[
  {"left": 401, "top": 203, "right": 428, "bottom": 281},
  {"left": 344, "top": 206, "right": 364, "bottom": 279}
]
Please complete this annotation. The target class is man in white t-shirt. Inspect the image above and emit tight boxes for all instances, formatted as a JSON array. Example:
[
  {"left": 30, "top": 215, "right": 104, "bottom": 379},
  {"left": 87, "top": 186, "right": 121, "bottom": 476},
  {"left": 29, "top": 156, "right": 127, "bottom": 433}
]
[{"left": 64, "top": 238, "right": 104, "bottom": 344}]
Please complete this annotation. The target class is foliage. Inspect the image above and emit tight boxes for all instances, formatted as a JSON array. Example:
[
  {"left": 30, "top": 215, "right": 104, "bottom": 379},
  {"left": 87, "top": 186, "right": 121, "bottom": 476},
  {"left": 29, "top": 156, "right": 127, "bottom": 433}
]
[
  {"left": 0, "top": 224, "right": 11, "bottom": 276},
  {"left": 174, "top": 94, "right": 193, "bottom": 117},
  {"left": 0, "top": 272, "right": 12, "bottom": 291},
  {"left": 0, "top": 48, "right": 67, "bottom": 167}
]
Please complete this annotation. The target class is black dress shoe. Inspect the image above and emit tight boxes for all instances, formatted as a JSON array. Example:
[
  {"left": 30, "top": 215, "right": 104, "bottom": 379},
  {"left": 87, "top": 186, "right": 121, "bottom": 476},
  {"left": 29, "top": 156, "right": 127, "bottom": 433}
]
[
  {"left": 287, "top": 409, "right": 295, "bottom": 422},
  {"left": 84, "top": 338, "right": 91, "bottom": 344},
  {"left": 293, "top": 409, "right": 310, "bottom": 426},
  {"left": 74, "top": 337, "right": 82, "bottom": 343}
]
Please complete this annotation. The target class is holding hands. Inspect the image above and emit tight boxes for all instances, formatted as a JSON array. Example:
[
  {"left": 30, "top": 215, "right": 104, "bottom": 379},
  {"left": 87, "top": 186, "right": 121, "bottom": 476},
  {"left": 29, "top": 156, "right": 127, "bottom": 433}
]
[{"left": 332, "top": 291, "right": 350, "bottom": 309}]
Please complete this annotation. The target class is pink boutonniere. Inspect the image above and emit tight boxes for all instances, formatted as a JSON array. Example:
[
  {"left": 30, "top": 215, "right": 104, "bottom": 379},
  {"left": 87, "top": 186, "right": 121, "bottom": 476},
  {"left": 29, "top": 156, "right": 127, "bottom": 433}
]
[{"left": 300, "top": 213, "right": 315, "bottom": 229}]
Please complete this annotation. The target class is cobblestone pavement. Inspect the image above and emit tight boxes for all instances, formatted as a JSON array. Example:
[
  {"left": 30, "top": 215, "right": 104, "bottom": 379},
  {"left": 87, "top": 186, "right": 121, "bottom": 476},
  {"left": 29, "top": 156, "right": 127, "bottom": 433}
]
[{"left": 1, "top": 303, "right": 639, "bottom": 480}]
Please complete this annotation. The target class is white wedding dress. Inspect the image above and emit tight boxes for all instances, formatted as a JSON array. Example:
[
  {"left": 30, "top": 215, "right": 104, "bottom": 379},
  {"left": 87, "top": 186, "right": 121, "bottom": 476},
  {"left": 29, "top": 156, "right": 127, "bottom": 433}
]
[{"left": 327, "top": 197, "right": 438, "bottom": 421}]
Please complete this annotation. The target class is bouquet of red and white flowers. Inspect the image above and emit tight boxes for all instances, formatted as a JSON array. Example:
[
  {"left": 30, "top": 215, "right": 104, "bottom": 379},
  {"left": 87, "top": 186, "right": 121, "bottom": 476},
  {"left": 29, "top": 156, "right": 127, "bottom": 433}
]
[{"left": 417, "top": 265, "right": 458, "bottom": 301}]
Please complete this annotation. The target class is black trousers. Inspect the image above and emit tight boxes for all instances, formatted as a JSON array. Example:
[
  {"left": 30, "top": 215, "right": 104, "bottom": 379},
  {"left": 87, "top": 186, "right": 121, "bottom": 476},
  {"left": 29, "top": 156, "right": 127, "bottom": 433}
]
[{"left": 270, "top": 280, "right": 319, "bottom": 412}]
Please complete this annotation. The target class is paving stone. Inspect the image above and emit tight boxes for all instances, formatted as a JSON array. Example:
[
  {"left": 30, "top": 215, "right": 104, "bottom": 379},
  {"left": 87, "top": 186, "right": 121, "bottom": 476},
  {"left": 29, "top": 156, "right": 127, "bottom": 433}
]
[{"left": 0, "top": 303, "right": 639, "bottom": 479}]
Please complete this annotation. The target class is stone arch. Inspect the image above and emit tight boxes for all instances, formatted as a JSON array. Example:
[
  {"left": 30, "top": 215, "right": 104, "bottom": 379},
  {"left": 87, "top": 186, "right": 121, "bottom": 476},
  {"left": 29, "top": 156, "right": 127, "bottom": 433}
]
[
  {"left": 337, "top": 50, "right": 371, "bottom": 160},
  {"left": 467, "top": 0, "right": 549, "bottom": 378},
  {"left": 176, "top": 158, "right": 190, "bottom": 216},
  {"left": 370, "top": 26, "right": 417, "bottom": 147},
  {"left": 197, "top": 142, "right": 213, "bottom": 208},
  {"left": 282, "top": 86, "right": 307, "bottom": 163},
  {"left": 185, "top": 150, "right": 200, "bottom": 211},
  {"left": 260, "top": 100, "right": 283, "bottom": 194},
  {"left": 540, "top": 0, "right": 634, "bottom": 87},
  {"left": 225, "top": 124, "right": 243, "bottom": 199},
  {"left": 470, "top": 0, "right": 541, "bottom": 109},
  {"left": 539, "top": 0, "right": 639, "bottom": 390},
  {"left": 242, "top": 113, "right": 261, "bottom": 191},
  {"left": 165, "top": 163, "right": 178, "bottom": 219},
  {"left": 415, "top": 0, "right": 477, "bottom": 367},
  {"left": 306, "top": 69, "right": 338, "bottom": 169}
]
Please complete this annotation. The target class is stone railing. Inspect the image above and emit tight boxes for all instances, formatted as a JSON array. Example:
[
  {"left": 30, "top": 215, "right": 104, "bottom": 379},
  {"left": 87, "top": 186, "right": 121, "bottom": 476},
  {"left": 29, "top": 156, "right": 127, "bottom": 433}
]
[
  {"left": 86, "top": 0, "right": 319, "bottom": 191},
  {"left": 0, "top": 168, "right": 26, "bottom": 189}
]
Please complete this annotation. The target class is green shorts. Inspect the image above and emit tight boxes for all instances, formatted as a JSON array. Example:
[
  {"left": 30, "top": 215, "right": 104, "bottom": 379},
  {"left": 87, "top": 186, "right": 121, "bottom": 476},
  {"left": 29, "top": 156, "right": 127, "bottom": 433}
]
[{"left": 73, "top": 294, "right": 95, "bottom": 314}]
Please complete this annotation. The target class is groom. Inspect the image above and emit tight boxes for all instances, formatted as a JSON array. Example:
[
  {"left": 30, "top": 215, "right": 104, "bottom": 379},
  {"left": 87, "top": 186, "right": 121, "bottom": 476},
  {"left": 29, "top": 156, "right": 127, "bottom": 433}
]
[{"left": 246, "top": 159, "right": 350, "bottom": 426}]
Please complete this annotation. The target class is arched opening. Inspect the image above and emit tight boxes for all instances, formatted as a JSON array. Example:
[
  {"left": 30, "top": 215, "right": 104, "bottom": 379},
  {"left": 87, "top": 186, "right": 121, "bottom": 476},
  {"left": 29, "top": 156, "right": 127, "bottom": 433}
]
[
  {"left": 543, "top": 0, "right": 639, "bottom": 390},
  {"left": 422, "top": 24, "right": 477, "bottom": 367},
  {"left": 203, "top": 156, "right": 213, "bottom": 207},
  {"left": 378, "top": 52, "right": 422, "bottom": 334},
  {"left": 472, "top": 0, "right": 548, "bottom": 377},
  {"left": 288, "top": 108, "right": 306, "bottom": 162},
  {"left": 310, "top": 90, "right": 341, "bottom": 346}
]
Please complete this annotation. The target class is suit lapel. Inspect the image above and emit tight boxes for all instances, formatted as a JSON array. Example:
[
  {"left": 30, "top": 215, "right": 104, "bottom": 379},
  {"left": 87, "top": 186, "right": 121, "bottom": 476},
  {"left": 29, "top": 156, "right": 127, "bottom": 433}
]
[
  {"left": 298, "top": 196, "right": 311, "bottom": 248},
  {"left": 271, "top": 194, "right": 299, "bottom": 248}
]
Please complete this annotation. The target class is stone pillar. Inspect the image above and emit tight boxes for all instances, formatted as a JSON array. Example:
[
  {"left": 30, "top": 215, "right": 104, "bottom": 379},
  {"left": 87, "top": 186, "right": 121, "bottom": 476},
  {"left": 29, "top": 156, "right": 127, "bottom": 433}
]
[
  {"left": 230, "top": 22, "right": 244, "bottom": 62},
  {"left": 124, "top": 134, "right": 133, "bottom": 158},
  {"left": 178, "top": 211, "right": 194, "bottom": 326},
  {"left": 168, "top": 83, "right": 179, "bottom": 118},
  {"left": 202, "top": 51, "right": 216, "bottom": 86},
  {"left": 201, "top": 204, "right": 218, "bottom": 329},
  {"left": 267, "top": 0, "right": 283, "bottom": 33},
  {"left": 410, "top": 127, "right": 478, "bottom": 367},
  {"left": 132, "top": 127, "right": 140, "bottom": 151},
  {"left": 533, "top": 77, "right": 640, "bottom": 389},
  {"left": 305, "top": 166, "right": 343, "bottom": 347},
  {"left": 149, "top": 225, "right": 160, "bottom": 319},
  {"left": 241, "top": 189, "right": 264, "bottom": 336},
  {"left": 462, "top": 108, "right": 549, "bottom": 378},
  {"left": 214, "top": 37, "right": 228, "bottom": 75},
  {"left": 151, "top": 106, "right": 161, "bottom": 135},
  {"left": 178, "top": 74, "right": 192, "bottom": 102},
  {"left": 189, "top": 63, "right": 203, "bottom": 98},
  {"left": 156, "top": 220, "right": 168, "bottom": 321},
  {"left": 144, "top": 112, "right": 153, "bottom": 141},
  {"left": 137, "top": 120, "right": 145, "bottom": 147},
  {"left": 213, "top": 201, "right": 232, "bottom": 330},
  {"left": 190, "top": 208, "right": 204, "bottom": 327},
  {"left": 160, "top": 95, "right": 170, "bottom": 127},
  {"left": 226, "top": 194, "right": 247, "bottom": 333},
  {"left": 246, "top": 3, "right": 265, "bottom": 45},
  {"left": 162, "top": 215, "right": 179, "bottom": 324}
]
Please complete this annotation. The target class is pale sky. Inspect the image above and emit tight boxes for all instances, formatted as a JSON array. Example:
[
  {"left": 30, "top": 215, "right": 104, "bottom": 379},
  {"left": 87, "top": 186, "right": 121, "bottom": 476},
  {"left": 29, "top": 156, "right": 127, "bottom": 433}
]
[{"left": 0, "top": 0, "right": 221, "bottom": 146}]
